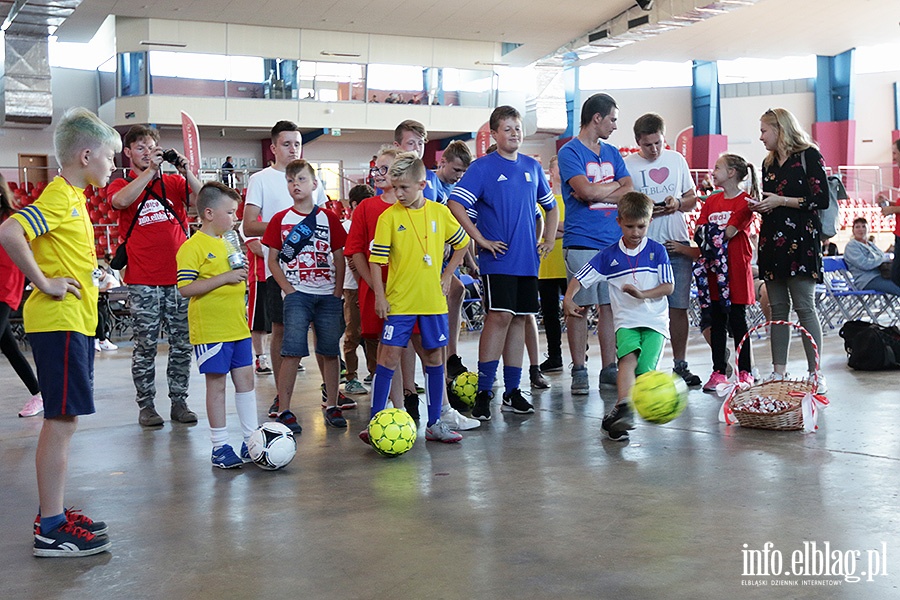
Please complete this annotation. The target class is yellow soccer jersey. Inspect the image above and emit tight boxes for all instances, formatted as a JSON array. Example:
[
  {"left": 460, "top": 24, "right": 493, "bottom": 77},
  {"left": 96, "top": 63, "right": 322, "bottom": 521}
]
[
  {"left": 11, "top": 177, "right": 98, "bottom": 336},
  {"left": 538, "top": 194, "right": 566, "bottom": 280},
  {"left": 176, "top": 231, "right": 250, "bottom": 345},
  {"left": 370, "top": 201, "right": 469, "bottom": 315}
]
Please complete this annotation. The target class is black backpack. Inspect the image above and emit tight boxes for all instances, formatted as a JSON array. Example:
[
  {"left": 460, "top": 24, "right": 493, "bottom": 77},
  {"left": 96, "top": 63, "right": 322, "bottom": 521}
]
[{"left": 839, "top": 320, "right": 900, "bottom": 371}]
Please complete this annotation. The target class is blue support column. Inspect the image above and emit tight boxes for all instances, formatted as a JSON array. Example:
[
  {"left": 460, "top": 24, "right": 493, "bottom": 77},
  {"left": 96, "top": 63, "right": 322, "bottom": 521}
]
[
  {"left": 562, "top": 62, "right": 578, "bottom": 140},
  {"left": 816, "top": 49, "right": 855, "bottom": 122},
  {"left": 813, "top": 49, "right": 856, "bottom": 169},
  {"left": 691, "top": 60, "right": 720, "bottom": 136}
]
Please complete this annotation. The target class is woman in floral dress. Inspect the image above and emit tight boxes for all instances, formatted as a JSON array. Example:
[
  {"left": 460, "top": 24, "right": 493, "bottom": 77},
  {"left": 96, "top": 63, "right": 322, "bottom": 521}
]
[{"left": 752, "top": 108, "right": 829, "bottom": 393}]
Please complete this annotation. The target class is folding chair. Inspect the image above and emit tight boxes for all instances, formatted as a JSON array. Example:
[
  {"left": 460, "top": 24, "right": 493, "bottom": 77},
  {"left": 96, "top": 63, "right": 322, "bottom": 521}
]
[
  {"left": 831, "top": 257, "right": 900, "bottom": 324},
  {"left": 458, "top": 273, "right": 484, "bottom": 331},
  {"left": 818, "top": 256, "right": 878, "bottom": 328}
]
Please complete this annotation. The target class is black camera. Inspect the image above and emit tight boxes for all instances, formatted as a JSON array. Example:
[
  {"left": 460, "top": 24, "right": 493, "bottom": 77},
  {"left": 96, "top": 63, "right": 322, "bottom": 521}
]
[{"left": 162, "top": 149, "right": 183, "bottom": 167}]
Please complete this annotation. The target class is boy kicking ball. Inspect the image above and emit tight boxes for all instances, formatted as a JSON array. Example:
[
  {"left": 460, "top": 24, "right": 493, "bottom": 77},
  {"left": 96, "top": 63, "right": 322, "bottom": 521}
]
[
  {"left": 563, "top": 192, "right": 674, "bottom": 441},
  {"left": 363, "top": 153, "right": 470, "bottom": 444}
]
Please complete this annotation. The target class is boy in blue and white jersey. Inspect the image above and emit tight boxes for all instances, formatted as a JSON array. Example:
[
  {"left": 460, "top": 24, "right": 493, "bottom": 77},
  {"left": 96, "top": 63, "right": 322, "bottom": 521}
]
[
  {"left": 563, "top": 192, "right": 674, "bottom": 442},
  {"left": 449, "top": 105, "right": 558, "bottom": 421}
]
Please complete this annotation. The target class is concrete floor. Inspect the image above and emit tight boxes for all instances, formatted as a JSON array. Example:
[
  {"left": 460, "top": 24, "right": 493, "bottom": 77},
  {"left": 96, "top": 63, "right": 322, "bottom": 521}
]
[{"left": 1, "top": 326, "right": 898, "bottom": 599}]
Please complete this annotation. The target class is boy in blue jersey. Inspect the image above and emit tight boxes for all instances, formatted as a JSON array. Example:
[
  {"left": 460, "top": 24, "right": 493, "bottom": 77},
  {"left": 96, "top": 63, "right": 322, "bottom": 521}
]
[
  {"left": 558, "top": 93, "right": 633, "bottom": 396},
  {"left": 449, "top": 106, "right": 559, "bottom": 421},
  {"left": 563, "top": 192, "right": 674, "bottom": 442},
  {"left": 0, "top": 107, "right": 120, "bottom": 556},
  {"left": 394, "top": 119, "right": 441, "bottom": 202}
]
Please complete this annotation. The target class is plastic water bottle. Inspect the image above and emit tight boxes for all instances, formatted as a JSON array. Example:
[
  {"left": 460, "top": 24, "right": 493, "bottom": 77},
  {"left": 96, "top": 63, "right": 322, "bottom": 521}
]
[{"left": 222, "top": 230, "right": 247, "bottom": 270}]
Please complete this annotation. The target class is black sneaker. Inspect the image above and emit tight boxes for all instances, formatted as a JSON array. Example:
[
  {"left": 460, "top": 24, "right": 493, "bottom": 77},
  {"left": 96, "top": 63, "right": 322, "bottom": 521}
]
[
  {"left": 539, "top": 357, "right": 564, "bottom": 373},
  {"left": 276, "top": 410, "right": 303, "bottom": 435},
  {"left": 321, "top": 384, "right": 357, "bottom": 410},
  {"left": 33, "top": 521, "right": 111, "bottom": 557},
  {"left": 446, "top": 354, "right": 468, "bottom": 379},
  {"left": 674, "top": 361, "right": 702, "bottom": 387},
  {"left": 403, "top": 391, "right": 420, "bottom": 422},
  {"left": 472, "top": 390, "right": 493, "bottom": 421},
  {"left": 323, "top": 406, "right": 348, "bottom": 428},
  {"left": 267, "top": 395, "right": 280, "bottom": 419},
  {"left": 446, "top": 381, "right": 469, "bottom": 412},
  {"left": 601, "top": 403, "right": 634, "bottom": 442},
  {"left": 530, "top": 365, "right": 550, "bottom": 389},
  {"left": 501, "top": 389, "right": 535, "bottom": 414}
]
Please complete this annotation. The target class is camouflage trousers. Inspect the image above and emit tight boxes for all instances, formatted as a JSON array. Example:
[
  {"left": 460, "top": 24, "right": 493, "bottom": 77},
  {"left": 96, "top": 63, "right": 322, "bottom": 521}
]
[{"left": 128, "top": 284, "right": 191, "bottom": 408}]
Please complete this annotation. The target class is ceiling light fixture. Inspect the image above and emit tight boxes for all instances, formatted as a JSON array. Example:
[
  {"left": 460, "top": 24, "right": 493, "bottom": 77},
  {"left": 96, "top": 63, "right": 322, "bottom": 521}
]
[
  {"left": 320, "top": 51, "right": 361, "bottom": 58},
  {"left": 140, "top": 40, "right": 188, "bottom": 48}
]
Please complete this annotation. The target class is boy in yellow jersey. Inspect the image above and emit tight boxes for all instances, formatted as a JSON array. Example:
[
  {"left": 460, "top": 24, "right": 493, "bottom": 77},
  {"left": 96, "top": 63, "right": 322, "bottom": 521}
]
[
  {"left": 363, "top": 153, "right": 470, "bottom": 445},
  {"left": 0, "top": 107, "right": 120, "bottom": 557},
  {"left": 176, "top": 182, "right": 257, "bottom": 468}
]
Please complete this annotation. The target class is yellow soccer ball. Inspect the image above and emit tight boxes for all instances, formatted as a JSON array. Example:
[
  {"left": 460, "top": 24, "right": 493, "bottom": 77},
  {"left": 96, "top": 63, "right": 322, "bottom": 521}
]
[
  {"left": 450, "top": 371, "right": 479, "bottom": 408},
  {"left": 631, "top": 370, "right": 688, "bottom": 424},
  {"left": 367, "top": 408, "right": 417, "bottom": 457}
]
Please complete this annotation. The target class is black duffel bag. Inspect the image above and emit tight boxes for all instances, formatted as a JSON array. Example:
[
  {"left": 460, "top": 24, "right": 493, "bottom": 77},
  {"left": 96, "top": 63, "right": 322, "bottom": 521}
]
[{"left": 839, "top": 320, "right": 900, "bottom": 371}]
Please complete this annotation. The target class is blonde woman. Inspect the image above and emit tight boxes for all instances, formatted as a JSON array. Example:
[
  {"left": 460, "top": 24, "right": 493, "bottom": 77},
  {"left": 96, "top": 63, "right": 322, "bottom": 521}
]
[{"left": 752, "top": 108, "right": 829, "bottom": 393}]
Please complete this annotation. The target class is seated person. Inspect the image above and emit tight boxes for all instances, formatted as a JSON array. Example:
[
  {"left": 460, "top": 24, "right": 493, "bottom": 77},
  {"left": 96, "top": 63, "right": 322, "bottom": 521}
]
[{"left": 843, "top": 217, "right": 900, "bottom": 296}]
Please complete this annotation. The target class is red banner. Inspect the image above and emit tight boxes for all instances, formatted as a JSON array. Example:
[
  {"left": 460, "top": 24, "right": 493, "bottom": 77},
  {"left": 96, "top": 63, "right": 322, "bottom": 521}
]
[
  {"left": 180, "top": 111, "right": 201, "bottom": 177},
  {"left": 674, "top": 126, "right": 693, "bottom": 164},
  {"left": 475, "top": 122, "right": 491, "bottom": 158}
]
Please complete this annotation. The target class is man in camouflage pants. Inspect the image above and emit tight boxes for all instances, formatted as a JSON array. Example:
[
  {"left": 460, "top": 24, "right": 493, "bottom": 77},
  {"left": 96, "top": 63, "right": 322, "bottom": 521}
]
[{"left": 108, "top": 125, "right": 201, "bottom": 426}]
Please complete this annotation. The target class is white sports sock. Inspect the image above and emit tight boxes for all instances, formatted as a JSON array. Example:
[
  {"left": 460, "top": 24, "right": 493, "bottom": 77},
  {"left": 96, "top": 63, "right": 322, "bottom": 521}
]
[
  {"left": 234, "top": 391, "right": 258, "bottom": 442},
  {"left": 210, "top": 426, "right": 229, "bottom": 449}
]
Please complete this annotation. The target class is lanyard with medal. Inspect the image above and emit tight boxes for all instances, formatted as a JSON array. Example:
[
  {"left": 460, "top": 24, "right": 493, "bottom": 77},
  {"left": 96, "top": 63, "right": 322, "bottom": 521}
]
[{"left": 404, "top": 204, "right": 432, "bottom": 266}]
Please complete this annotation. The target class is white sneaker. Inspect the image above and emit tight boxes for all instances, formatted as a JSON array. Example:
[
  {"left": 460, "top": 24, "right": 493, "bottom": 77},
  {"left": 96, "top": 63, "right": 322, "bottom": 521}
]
[
  {"left": 97, "top": 339, "right": 117, "bottom": 351},
  {"left": 18, "top": 394, "right": 43, "bottom": 418},
  {"left": 810, "top": 372, "right": 827, "bottom": 394},
  {"left": 441, "top": 407, "right": 480, "bottom": 431},
  {"left": 764, "top": 371, "right": 789, "bottom": 383},
  {"left": 94, "top": 339, "right": 101, "bottom": 352}
]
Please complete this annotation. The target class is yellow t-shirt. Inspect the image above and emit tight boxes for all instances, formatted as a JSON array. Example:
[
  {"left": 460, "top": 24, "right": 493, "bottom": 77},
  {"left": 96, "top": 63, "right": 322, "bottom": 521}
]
[
  {"left": 370, "top": 201, "right": 469, "bottom": 315},
  {"left": 176, "top": 231, "right": 250, "bottom": 344},
  {"left": 538, "top": 193, "right": 566, "bottom": 280},
  {"left": 11, "top": 177, "right": 98, "bottom": 335}
]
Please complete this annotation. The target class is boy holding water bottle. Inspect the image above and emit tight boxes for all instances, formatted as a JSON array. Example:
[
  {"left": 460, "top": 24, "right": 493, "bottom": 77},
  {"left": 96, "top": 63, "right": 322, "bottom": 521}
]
[{"left": 176, "top": 182, "right": 258, "bottom": 468}]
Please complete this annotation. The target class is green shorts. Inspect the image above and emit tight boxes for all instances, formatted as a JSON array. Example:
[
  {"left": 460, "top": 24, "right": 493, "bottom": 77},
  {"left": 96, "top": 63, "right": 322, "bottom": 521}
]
[{"left": 615, "top": 327, "right": 665, "bottom": 376}]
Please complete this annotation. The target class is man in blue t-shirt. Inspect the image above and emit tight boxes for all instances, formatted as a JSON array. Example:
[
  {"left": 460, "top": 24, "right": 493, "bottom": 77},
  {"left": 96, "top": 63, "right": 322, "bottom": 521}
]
[
  {"left": 449, "top": 106, "right": 558, "bottom": 421},
  {"left": 558, "top": 92, "right": 633, "bottom": 397}
]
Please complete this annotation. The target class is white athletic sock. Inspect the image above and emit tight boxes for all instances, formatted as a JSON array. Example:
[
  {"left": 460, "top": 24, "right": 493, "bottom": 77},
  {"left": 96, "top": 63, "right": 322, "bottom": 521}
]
[
  {"left": 210, "top": 426, "right": 229, "bottom": 449},
  {"left": 234, "top": 391, "right": 258, "bottom": 442}
]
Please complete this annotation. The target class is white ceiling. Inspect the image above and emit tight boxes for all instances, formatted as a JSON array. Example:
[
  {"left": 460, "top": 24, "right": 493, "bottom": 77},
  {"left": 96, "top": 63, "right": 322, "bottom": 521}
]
[{"left": 53, "top": 0, "right": 900, "bottom": 66}]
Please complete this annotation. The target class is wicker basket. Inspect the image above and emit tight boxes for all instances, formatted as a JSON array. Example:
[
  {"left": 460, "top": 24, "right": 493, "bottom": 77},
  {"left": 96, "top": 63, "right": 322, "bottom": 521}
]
[{"left": 726, "top": 320, "right": 819, "bottom": 431}]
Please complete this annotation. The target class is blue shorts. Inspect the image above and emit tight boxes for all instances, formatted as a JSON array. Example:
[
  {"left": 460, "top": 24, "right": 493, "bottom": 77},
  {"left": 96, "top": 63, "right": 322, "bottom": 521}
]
[
  {"left": 381, "top": 314, "right": 449, "bottom": 350},
  {"left": 195, "top": 338, "right": 253, "bottom": 374},
  {"left": 565, "top": 248, "right": 611, "bottom": 306},
  {"left": 28, "top": 331, "right": 95, "bottom": 418},
  {"left": 668, "top": 251, "right": 693, "bottom": 310},
  {"left": 282, "top": 291, "right": 344, "bottom": 357}
]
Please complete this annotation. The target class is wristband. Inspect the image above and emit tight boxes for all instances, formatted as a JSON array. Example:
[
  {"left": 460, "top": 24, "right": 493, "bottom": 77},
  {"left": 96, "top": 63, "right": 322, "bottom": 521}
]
[{"left": 676, "top": 198, "right": 683, "bottom": 211}]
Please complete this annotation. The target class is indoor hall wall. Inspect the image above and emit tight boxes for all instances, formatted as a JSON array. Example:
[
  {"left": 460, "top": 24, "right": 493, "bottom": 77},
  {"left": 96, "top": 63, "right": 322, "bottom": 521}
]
[
  {"left": 853, "top": 71, "right": 898, "bottom": 167},
  {"left": 721, "top": 92, "right": 815, "bottom": 168},
  {"left": 577, "top": 87, "right": 693, "bottom": 151},
  {"left": 0, "top": 68, "right": 99, "bottom": 168}
]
